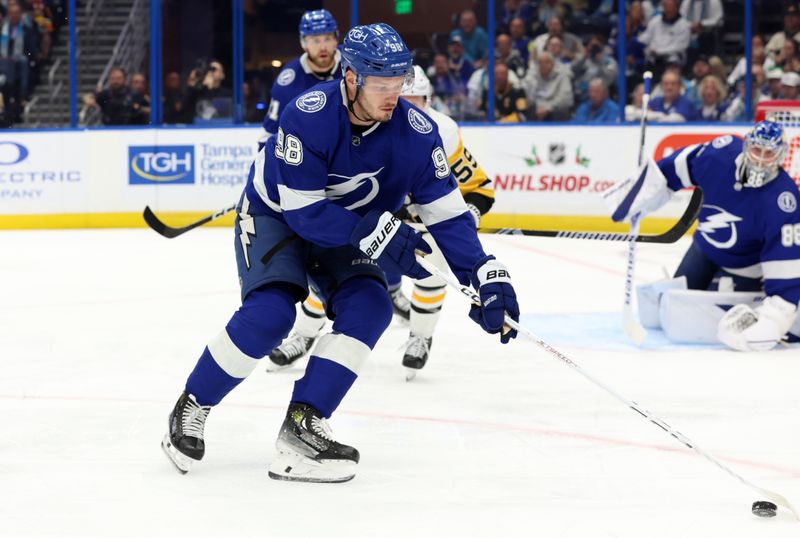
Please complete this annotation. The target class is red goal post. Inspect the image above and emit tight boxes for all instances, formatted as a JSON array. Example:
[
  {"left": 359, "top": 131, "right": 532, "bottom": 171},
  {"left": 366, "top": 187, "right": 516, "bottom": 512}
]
[{"left": 756, "top": 100, "right": 800, "bottom": 188}]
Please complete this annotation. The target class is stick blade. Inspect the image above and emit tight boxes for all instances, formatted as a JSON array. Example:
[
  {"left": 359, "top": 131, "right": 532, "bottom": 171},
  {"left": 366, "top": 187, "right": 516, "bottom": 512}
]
[
  {"left": 624, "top": 309, "right": 647, "bottom": 346},
  {"left": 755, "top": 486, "right": 800, "bottom": 521}
]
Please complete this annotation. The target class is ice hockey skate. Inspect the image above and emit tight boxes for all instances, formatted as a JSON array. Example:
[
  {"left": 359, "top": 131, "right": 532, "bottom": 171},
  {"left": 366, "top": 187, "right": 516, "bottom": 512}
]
[
  {"left": 161, "top": 391, "right": 211, "bottom": 474},
  {"left": 266, "top": 334, "right": 315, "bottom": 371},
  {"left": 402, "top": 334, "right": 432, "bottom": 381},
  {"left": 390, "top": 287, "right": 411, "bottom": 324},
  {"left": 268, "top": 403, "right": 359, "bottom": 483}
]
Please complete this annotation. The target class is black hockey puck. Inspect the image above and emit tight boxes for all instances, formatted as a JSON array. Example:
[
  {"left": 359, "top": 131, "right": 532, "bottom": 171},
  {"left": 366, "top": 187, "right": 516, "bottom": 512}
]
[{"left": 752, "top": 500, "right": 778, "bottom": 518}]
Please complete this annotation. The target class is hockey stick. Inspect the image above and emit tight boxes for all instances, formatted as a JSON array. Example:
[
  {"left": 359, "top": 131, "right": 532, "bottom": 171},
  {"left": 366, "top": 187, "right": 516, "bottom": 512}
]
[
  {"left": 480, "top": 186, "right": 702, "bottom": 243},
  {"left": 622, "top": 71, "right": 654, "bottom": 346},
  {"left": 413, "top": 253, "right": 800, "bottom": 521},
  {"left": 142, "top": 204, "right": 236, "bottom": 239}
]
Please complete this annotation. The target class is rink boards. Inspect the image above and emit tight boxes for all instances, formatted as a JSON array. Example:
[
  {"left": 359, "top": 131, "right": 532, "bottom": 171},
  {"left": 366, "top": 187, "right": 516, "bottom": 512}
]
[{"left": 0, "top": 124, "right": 751, "bottom": 231}]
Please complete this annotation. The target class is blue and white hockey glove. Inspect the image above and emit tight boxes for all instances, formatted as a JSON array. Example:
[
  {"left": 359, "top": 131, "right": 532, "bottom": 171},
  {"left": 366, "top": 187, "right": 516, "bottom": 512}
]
[
  {"left": 350, "top": 210, "right": 432, "bottom": 280},
  {"left": 469, "top": 255, "right": 519, "bottom": 344}
]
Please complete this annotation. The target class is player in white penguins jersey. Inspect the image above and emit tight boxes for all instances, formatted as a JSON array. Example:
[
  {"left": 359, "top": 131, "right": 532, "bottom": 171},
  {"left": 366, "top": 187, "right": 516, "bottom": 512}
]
[
  {"left": 267, "top": 65, "right": 496, "bottom": 378},
  {"left": 606, "top": 120, "right": 800, "bottom": 351},
  {"left": 161, "top": 24, "right": 519, "bottom": 483}
]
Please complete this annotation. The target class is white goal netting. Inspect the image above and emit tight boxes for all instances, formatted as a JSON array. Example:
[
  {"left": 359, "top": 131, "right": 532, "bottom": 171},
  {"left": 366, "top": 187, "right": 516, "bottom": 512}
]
[{"left": 756, "top": 100, "right": 800, "bottom": 188}]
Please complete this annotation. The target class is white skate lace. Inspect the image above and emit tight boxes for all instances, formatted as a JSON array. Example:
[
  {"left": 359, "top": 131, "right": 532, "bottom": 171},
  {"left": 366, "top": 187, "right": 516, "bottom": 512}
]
[
  {"left": 182, "top": 396, "right": 211, "bottom": 439},
  {"left": 402, "top": 334, "right": 430, "bottom": 358},
  {"left": 279, "top": 334, "right": 313, "bottom": 359},
  {"left": 310, "top": 415, "right": 335, "bottom": 442}
]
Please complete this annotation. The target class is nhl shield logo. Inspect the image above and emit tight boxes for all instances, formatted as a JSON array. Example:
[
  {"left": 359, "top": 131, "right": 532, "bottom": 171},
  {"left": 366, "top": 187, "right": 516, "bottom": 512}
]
[{"left": 548, "top": 143, "right": 566, "bottom": 165}]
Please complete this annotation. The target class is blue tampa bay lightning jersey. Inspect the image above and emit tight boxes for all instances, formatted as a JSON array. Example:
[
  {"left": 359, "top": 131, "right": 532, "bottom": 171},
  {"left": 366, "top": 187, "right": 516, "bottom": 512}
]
[
  {"left": 260, "top": 51, "right": 342, "bottom": 143},
  {"left": 658, "top": 135, "right": 800, "bottom": 303},
  {"left": 243, "top": 80, "right": 485, "bottom": 284}
]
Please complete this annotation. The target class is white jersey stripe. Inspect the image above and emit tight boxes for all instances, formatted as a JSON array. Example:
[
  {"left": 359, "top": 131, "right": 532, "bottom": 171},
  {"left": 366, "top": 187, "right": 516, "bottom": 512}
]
[
  {"left": 278, "top": 184, "right": 326, "bottom": 211},
  {"left": 674, "top": 144, "right": 698, "bottom": 188},
  {"left": 762, "top": 259, "right": 800, "bottom": 280},
  {"left": 207, "top": 329, "right": 260, "bottom": 379},
  {"left": 723, "top": 264, "right": 762, "bottom": 278},
  {"left": 313, "top": 333, "right": 371, "bottom": 374},
  {"left": 415, "top": 189, "right": 469, "bottom": 226}
]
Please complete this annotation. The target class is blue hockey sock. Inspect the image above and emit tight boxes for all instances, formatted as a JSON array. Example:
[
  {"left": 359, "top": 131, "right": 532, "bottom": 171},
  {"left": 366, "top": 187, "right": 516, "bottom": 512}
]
[{"left": 186, "top": 285, "right": 297, "bottom": 406}]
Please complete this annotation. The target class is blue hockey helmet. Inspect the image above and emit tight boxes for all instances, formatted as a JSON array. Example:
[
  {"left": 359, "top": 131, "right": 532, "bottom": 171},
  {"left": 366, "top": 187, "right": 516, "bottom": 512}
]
[
  {"left": 341, "top": 24, "right": 414, "bottom": 88},
  {"left": 298, "top": 9, "right": 338, "bottom": 37},
  {"left": 743, "top": 120, "right": 788, "bottom": 180}
]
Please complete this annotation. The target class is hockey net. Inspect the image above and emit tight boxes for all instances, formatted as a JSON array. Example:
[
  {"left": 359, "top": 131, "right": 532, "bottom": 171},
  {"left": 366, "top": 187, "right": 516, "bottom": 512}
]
[{"left": 756, "top": 100, "right": 800, "bottom": 188}]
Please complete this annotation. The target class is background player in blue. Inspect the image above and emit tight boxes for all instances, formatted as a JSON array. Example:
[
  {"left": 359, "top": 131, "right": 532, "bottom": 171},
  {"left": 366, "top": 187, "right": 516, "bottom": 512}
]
[
  {"left": 161, "top": 24, "right": 520, "bottom": 483},
  {"left": 259, "top": 9, "right": 341, "bottom": 146},
  {"left": 605, "top": 120, "right": 800, "bottom": 351}
]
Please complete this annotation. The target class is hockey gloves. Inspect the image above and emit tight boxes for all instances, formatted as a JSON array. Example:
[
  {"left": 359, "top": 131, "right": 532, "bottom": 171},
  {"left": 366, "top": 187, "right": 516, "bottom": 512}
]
[
  {"left": 469, "top": 255, "right": 519, "bottom": 343},
  {"left": 351, "top": 210, "right": 432, "bottom": 280},
  {"left": 717, "top": 295, "right": 797, "bottom": 352}
]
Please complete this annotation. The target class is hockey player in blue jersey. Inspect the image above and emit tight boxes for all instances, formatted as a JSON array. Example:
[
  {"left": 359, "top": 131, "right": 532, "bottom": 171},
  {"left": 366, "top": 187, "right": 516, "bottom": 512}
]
[
  {"left": 161, "top": 23, "right": 520, "bottom": 483},
  {"left": 606, "top": 120, "right": 800, "bottom": 351},
  {"left": 259, "top": 9, "right": 341, "bottom": 146}
]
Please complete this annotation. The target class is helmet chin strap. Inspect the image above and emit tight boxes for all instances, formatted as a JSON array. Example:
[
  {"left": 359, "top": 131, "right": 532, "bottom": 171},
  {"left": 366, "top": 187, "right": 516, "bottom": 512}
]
[{"left": 346, "top": 82, "right": 376, "bottom": 124}]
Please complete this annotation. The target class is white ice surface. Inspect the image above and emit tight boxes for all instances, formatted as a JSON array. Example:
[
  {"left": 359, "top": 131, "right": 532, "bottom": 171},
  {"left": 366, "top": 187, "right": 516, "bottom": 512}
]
[{"left": 1, "top": 229, "right": 799, "bottom": 538}]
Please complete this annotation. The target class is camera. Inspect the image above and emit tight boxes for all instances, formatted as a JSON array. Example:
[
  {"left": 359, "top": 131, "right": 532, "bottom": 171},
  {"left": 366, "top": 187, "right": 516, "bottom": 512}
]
[{"left": 192, "top": 58, "right": 212, "bottom": 89}]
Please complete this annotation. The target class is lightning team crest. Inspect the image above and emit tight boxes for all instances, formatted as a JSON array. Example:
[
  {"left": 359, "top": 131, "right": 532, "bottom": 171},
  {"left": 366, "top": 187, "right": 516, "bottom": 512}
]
[{"left": 697, "top": 205, "right": 743, "bottom": 249}]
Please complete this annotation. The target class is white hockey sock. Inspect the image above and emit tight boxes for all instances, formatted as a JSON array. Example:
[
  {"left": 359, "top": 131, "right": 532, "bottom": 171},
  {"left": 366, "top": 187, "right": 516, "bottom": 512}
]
[
  {"left": 296, "top": 293, "right": 327, "bottom": 338},
  {"left": 410, "top": 284, "right": 446, "bottom": 338}
]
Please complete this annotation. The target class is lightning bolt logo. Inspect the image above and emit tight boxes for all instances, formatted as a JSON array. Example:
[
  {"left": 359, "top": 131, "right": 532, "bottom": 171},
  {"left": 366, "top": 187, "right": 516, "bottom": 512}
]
[
  {"left": 697, "top": 205, "right": 742, "bottom": 249},
  {"left": 326, "top": 167, "right": 384, "bottom": 210},
  {"left": 239, "top": 195, "right": 256, "bottom": 269}
]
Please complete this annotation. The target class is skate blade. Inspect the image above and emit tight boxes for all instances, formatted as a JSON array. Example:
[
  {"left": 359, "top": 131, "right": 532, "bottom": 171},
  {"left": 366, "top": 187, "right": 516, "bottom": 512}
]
[
  {"left": 268, "top": 450, "right": 356, "bottom": 483},
  {"left": 404, "top": 367, "right": 418, "bottom": 381},
  {"left": 265, "top": 359, "right": 293, "bottom": 373},
  {"left": 161, "top": 434, "right": 195, "bottom": 475}
]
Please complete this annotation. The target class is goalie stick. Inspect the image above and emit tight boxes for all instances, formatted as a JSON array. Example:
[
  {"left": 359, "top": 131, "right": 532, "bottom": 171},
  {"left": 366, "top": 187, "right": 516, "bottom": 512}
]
[
  {"left": 482, "top": 186, "right": 702, "bottom": 244},
  {"left": 413, "top": 253, "right": 800, "bottom": 521}
]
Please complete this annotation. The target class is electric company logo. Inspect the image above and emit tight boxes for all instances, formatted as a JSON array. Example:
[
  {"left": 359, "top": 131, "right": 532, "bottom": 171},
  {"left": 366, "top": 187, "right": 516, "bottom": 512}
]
[
  {"left": 0, "top": 141, "right": 30, "bottom": 164},
  {"left": 129, "top": 145, "right": 194, "bottom": 184}
]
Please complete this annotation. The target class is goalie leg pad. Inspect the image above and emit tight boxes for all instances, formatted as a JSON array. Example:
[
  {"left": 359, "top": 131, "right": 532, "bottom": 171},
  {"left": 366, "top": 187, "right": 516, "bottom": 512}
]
[
  {"left": 659, "top": 289, "right": 763, "bottom": 344},
  {"left": 636, "top": 276, "right": 687, "bottom": 329}
]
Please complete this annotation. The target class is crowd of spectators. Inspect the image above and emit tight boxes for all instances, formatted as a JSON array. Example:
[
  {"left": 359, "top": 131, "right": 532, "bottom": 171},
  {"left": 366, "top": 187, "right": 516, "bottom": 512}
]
[
  {"left": 424, "top": 0, "right": 800, "bottom": 124},
  {"left": 0, "top": 0, "right": 62, "bottom": 125}
]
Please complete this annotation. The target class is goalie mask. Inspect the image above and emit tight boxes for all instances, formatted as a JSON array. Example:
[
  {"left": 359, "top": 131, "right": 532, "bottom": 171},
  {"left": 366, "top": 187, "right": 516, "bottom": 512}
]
[{"left": 739, "top": 120, "right": 788, "bottom": 188}]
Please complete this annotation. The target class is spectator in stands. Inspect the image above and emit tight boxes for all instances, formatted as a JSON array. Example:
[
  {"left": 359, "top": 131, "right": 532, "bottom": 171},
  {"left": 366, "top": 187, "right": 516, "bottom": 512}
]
[
  {"left": 129, "top": 72, "right": 150, "bottom": 124},
  {"left": 0, "top": 1, "right": 39, "bottom": 102},
  {"left": 545, "top": 35, "right": 572, "bottom": 66},
  {"left": 83, "top": 67, "right": 148, "bottom": 125},
  {"left": 727, "top": 38, "right": 775, "bottom": 88},
  {"left": 774, "top": 37, "right": 798, "bottom": 74},
  {"left": 625, "top": 1, "right": 649, "bottom": 82},
  {"left": 780, "top": 70, "right": 800, "bottom": 100},
  {"left": 483, "top": 62, "right": 528, "bottom": 122},
  {"left": 573, "top": 77, "right": 620, "bottom": 122},
  {"left": 722, "top": 65, "right": 766, "bottom": 121},
  {"left": 509, "top": 17, "right": 531, "bottom": 65},
  {"left": 428, "top": 53, "right": 466, "bottom": 117},
  {"left": 500, "top": 0, "right": 534, "bottom": 33},
  {"left": 496, "top": 32, "right": 527, "bottom": 79},
  {"left": 680, "top": 0, "right": 723, "bottom": 64},
  {"left": 765, "top": 68, "right": 784, "bottom": 100},
  {"left": 766, "top": 2, "right": 800, "bottom": 61},
  {"left": 447, "top": 35, "right": 475, "bottom": 86},
  {"left": 466, "top": 60, "right": 522, "bottom": 119},
  {"left": 696, "top": 75, "right": 727, "bottom": 121},
  {"left": 531, "top": 16, "right": 584, "bottom": 63},
  {"left": 571, "top": 34, "right": 618, "bottom": 104},
  {"left": 185, "top": 58, "right": 231, "bottom": 121},
  {"left": 534, "top": 0, "right": 567, "bottom": 34},
  {"left": 163, "top": 71, "right": 188, "bottom": 124},
  {"left": 625, "top": 82, "right": 645, "bottom": 121},
  {"left": 523, "top": 51, "right": 574, "bottom": 120},
  {"left": 450, "top": 9, "right": 489, "bottom": 68},
  {"left": 31, "top": 0, "right": 51, "bottom": 62},
  {"left": 636, "top": 0, "right": 691, "bottom": 77},
  {"left": 685, "top": 55, "right": 710, "bottom": 106},
  {"left": 649, "top": 68, "right": 697, "bottom": 121}
]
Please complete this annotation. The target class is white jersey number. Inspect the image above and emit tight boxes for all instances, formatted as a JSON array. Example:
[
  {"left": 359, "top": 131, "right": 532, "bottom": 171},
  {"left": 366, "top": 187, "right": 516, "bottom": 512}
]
[
  {"left": 781, "top": 223, "right": 800, "bottom": 247},
  {"left": 267, "top": 100, "right": 280, "bottom": 121},
  {"left": 275, "top": 127, "right": 304, "bottom": 166},
  {"left": 432, "top": 147, "right": 450, "bottom": 179}
]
